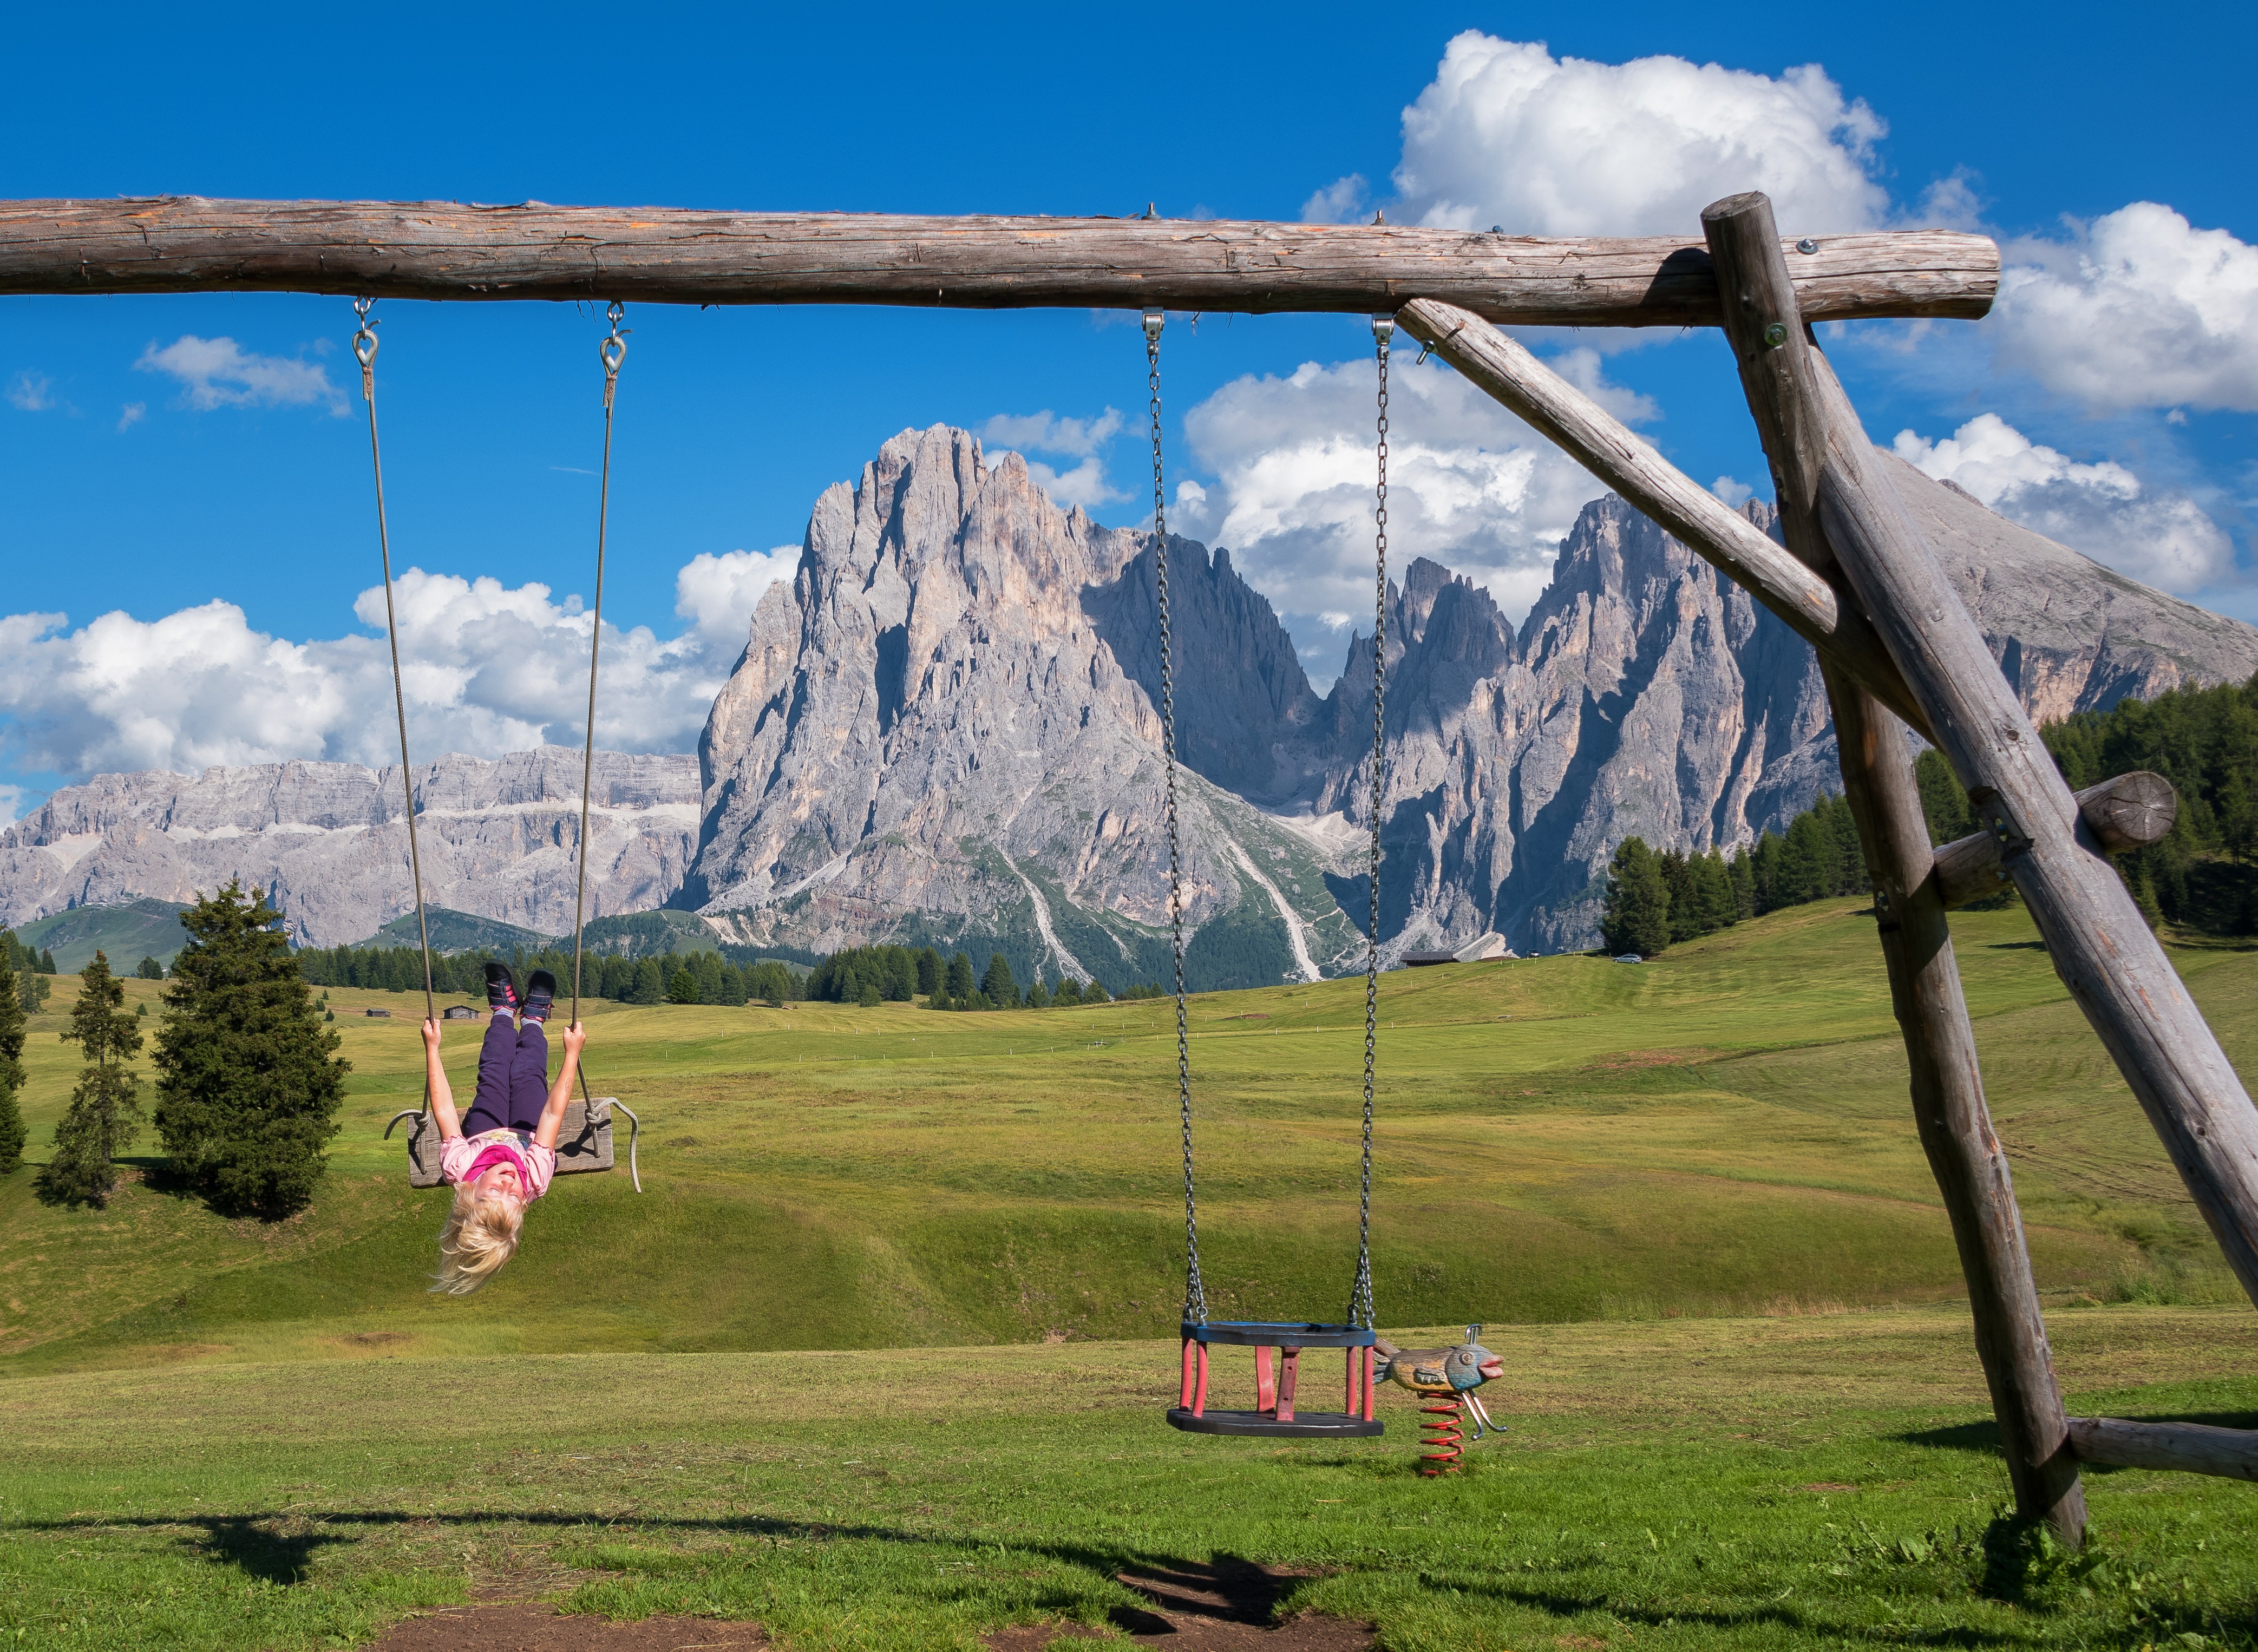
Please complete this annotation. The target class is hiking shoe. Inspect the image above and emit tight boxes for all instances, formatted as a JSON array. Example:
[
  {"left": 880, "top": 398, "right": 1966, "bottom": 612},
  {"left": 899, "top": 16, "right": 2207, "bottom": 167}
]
[
  {"left": 523, "top": 969, "right": 557, "bottom": 1025},
  {"left": 484, "top": 961, "right": 520, "bottom": 1014}
]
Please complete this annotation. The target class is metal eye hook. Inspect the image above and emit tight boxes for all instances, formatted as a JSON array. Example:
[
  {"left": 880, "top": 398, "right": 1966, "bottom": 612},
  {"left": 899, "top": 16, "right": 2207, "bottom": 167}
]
[
  {"left": 599, "top": 300, "right": 631, "bottom": 377},
  {"left": 1142, "top": 307, "right": 1164, "bottom": 343}
]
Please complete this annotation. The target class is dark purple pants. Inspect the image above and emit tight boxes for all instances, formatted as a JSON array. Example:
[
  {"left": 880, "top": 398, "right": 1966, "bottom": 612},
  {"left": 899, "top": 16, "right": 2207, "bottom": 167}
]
[{"left": 466, "top": 1015, "right": 549, "bottom": 1136}]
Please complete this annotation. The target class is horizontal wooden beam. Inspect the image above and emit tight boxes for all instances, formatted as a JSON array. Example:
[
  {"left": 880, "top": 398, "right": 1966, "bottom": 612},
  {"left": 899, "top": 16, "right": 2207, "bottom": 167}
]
[
  {"left": 1933, "top": 771, "right": 2176, "bottom": 910},
  {"left": 0, "top": 198, "right": 1999, "bottom": 325},
  {"left": 1396, "top": 298, "right": 1933, "bottom": 736},
  {"left": 2069, "top": 1416, "right": 2258, "bottom": 1481}
]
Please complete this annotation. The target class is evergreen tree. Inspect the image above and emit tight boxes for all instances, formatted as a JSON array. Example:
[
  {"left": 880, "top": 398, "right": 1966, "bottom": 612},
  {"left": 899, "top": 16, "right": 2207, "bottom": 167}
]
[
  {"left": 693, "top": 950, "right": 726, "bottom": 1005},
  {"left": 39, "top": 948, "right": 56, "bottom": 975},
  {"left": 856, "top": 981, "right": 883, "bottom": 1008},
  {"left": 1727, "top": 848, "right": 1756, "bottom": 921},
  {"left": 152, "top": 883, "right": 349, "bottom": 1220},
  {"left": 1658, "top": 850, "right": 1700, "bottom": 942},
  {"left": 1600, "top": 837, "right": 1671, "bottom": 958},
  {"left": 1775, "top": 814, "right": 1831, "bottom": 906},
  {"left": 136, "top": 956, "right": 164, "bottom": 980},
  {"left": 631, "top": 957, "right": 667, "bottom": 1004},
  {"left": 1913, "top": 748, "right": 1975, "bottom": 844},
  {"left": 915, "top": 947, "right": 943, "bottom": 995},
  {"left": 667, "top": 965, "right": 701, "bottom": 1005},
  {"left": 980, "top": 953, "right": 1019, "bottom": 1009},
  {"left": 1082, "top": 978, "right": 1111, "bottom": 1004},
  {"left": 1025, "top": 976, "right": 1052, "bottom": 1009},
  {"left": 0, "top": 942, "right": 25, "bottom": 1174},
  {"left": 1052, "top": 978, "right": 1083, "bottom": 1007},
  {"left": 945, "top": 951, "right": 977, "bottom": 1002},
  {"left": 36, "top": 952, "right": 144, "bottom": 1207},
  {"left": 1696, "top": 849, "right": 1738, "bottom": 931}
]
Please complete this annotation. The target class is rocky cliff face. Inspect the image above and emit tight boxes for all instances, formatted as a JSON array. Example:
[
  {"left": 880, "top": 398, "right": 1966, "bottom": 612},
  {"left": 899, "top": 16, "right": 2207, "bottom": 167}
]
[
  {"left": 686, "top": 425, "right": 1362, "bottom": 992},
  {"left": 0, "top": 748, "right": 700, "bottom": 948}
]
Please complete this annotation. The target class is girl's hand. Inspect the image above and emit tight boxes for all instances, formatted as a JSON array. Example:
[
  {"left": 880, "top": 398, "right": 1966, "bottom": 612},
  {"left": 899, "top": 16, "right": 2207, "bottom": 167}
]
[
  {"left": 422, "top": 1018, "right": 443, "bottom": 1052},
  {"left": 561, "top": 1021, "right": 587, "bottom": 1058}
]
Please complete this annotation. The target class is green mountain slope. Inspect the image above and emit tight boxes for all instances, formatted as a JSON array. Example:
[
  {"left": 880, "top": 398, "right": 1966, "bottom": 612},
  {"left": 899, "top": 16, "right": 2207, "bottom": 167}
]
[{"left": 15, "top": 898, "right": 191, "bottom": 972}]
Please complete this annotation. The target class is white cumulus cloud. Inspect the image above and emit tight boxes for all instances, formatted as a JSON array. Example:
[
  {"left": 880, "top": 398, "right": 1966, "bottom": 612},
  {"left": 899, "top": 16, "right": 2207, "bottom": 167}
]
[
  {"left": 675, "top": 547, "right": 800, "bottom": 654},
  {"left": 1994, "top": 203, "right": 2258, "bottom": 413},
  {"left": 134, "top": 335, "right": 344, "bottom": 413},
  {"left": 1892, "top": 413, "right": 2233, "bottom": 593},
  {"left": 0, "top": 556, "right": 773, "bottom": 784},
  {"left": 1174, "top": 349, "right": 1620, "bottom": 684},
  {"left": 979, "top": 407, "right": 1128, "bottom": 508},
  {"left": 1371, "top": 33, "right": 1888, "bottom": 237}
]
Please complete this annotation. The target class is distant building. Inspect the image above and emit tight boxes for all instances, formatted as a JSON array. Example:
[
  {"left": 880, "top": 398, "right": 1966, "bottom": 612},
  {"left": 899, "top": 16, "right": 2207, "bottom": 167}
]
[
  {"left": 442, "top": 1005, "right": 481, "bottom": 1020},
  {"left": 364, "top": 1007, "right": 392, "bottom": 1018},
  {"left": 1403, "top": 932, "right": 1516, "bottom": 967}
]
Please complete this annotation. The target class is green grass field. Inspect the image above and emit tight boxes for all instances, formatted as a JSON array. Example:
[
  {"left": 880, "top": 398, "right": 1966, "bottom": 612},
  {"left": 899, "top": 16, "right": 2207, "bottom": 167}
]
[{"left": 2, "top": 899, "right": 2253, "bottom": 1648}]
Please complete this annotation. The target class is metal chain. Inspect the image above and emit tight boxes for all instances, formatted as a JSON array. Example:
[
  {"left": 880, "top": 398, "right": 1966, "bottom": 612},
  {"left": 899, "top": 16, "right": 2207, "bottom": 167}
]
[
  {"left": 1148, "top": 307, "right": 1206, "bottom": 1327},
  {"left": 1350, "top": 315, "right": 1391, "bottom": 1330},
  {"left": 571, "top": 302, "right": 629, "bottom": 1035},
  {"left": 354, "top": 298, "right": 437, "bottom": 1040}
]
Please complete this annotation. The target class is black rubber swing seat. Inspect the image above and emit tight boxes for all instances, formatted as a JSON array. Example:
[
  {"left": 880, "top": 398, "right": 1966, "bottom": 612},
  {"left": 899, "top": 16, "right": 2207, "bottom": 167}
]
[
  {"left": 1166, "top": 1408, "right": 1385, "bottom": 1438},
  {"left": 1167, "top": 1321, "right": 1386, "bottom": 1439}
]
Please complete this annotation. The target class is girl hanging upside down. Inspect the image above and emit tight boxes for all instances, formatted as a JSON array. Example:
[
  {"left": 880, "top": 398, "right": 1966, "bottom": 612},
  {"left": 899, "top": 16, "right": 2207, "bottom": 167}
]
[{"left": 419, "top": 963, "right": 586, "bottom": 1295}]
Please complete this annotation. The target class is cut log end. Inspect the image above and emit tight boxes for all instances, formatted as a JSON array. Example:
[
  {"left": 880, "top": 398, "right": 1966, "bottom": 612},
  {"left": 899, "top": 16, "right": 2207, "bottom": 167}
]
[{"left": 1932, "top": 771, "right": 2176, "bottom": 910}]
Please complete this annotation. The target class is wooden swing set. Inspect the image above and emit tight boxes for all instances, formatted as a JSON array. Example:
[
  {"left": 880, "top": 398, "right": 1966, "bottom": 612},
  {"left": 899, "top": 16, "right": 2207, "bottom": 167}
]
[{"left": 5, "top": 192, "right": 2254, "bottom": 1533}]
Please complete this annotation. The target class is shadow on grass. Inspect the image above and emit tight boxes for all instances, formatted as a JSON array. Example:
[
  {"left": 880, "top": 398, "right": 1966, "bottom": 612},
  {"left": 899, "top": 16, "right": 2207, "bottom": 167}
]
[{"left": 21, "top": 1506, "right": 2105, "bottom": 1650}]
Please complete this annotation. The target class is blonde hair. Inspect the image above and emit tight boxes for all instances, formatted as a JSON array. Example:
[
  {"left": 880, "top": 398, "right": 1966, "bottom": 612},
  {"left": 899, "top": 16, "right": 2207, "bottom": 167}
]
[{"left": 431, "top": 1183, "right": 525, "bottom": 1295}]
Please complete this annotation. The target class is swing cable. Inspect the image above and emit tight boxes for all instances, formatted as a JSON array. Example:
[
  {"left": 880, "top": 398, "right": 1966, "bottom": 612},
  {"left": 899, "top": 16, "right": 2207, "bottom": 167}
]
[
  {"left": 354, "top": 299, "right": 438, "bottom": 1046},
  {"left": 1350, "top": 315, "right": 1389, "bottom": 1332},
  {"left": 1146, "top": 307, "right": 1205, "bottom": 1327},
  {"left": 567, "top": 301, "right": 642, "bottom": 1192}
]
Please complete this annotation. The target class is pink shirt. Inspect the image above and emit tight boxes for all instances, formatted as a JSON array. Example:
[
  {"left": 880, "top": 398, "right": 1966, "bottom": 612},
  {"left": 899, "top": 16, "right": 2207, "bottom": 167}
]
[{"left": 440, "top": 1127, "right": 557, "bottom": 1201}]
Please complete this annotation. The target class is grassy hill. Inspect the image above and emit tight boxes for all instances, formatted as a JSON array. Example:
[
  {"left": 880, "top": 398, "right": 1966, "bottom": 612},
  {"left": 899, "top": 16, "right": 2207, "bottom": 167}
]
[
  {"left": 15, "top": 896, "right": 191, "bottom": 972},
  {"left": 1, "top": 896, "right": 2244, "bottom": 1374}
]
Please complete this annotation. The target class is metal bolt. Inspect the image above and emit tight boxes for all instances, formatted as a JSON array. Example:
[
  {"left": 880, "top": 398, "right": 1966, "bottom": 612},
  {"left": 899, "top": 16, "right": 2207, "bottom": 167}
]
[
  {"left": 1797, "top": 238, "right": 1818, "bottom": 254},
  {"left": 1763, "top": 322, "right": 1789, "bottom": 348}
]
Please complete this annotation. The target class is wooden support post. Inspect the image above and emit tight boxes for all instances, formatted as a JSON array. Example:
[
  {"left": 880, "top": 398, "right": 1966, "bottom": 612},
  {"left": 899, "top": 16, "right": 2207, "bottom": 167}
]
[
  {"left": 1704, "top": 191, "right": 2086, "bottom": 1547},
  {"left": 1396, "top": 298, "right": 1929, "bottom": 737},
  {"left": 1713, "top": 194, "right": 2258, "bottom": 1313},
  {"left": 1934, "top": 772, "right": 2176, "bottom": 910}
]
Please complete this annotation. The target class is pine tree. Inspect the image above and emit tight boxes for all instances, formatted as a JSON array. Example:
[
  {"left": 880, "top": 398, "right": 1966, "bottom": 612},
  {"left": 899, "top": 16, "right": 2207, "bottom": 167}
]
[
  {"left": 1697, "top": 849, "right": 1738, "bottom": 931},
  {"left": 1600, "top": 837, "right": 1671, "bottom": 958},
  {"left": 945, "top": 951, "right": 977, "bottom": 1002},
  {"left": 0, "top": 943, "right": 25, "bottom": 1174},
  {"left": 915, "top": 947, "right": 943, "bottom": 995},
  {"left": 35, "top": 952, "right": 143, "bottom": 1207},
  {"left": 1025, "top": 976, "right": 1052, "bottom": 1009},
  {"left": 150, "top": 883, "right": 349, "bottom": 1220},
  {"left": 1727, "top": 848, "right": 1756, "bottom": 922},
  {"left": 980, "top": 953, "right": 1019, "bottom": 1009},
  {"left": 136, "top": 956, "right": 164, "bottom": 981},
  {"left": 667, "top": 966, "right": 701, "bottom": 1004},
  {"left": 39, "top": 948, "right": 56, "bottom": 975}
]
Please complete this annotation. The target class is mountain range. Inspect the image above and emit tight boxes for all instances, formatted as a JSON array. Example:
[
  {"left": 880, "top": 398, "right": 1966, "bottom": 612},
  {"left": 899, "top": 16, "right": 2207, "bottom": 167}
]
[{"left": 5, "top": 424, "right": 2255, "bottom": 991}]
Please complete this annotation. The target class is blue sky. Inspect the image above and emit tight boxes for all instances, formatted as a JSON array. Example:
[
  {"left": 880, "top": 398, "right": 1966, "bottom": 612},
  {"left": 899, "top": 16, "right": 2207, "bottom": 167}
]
[{"left": 4, "top": 1, "right": 2255, "bottom": 816}]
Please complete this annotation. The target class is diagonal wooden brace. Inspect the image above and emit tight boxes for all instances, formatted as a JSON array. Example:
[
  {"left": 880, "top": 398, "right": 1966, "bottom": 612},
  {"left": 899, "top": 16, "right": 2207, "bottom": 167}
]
[{"left": 1395, "top": 298, "right": 1930, "bottom": 738}]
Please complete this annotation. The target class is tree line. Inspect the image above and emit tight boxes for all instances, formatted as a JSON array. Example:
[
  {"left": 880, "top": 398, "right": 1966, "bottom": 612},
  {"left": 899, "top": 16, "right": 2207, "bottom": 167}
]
[
  {"left": 3, "top": 930, "right": 58, "bottom": 1012},
  {"left": 804, "top": 943, "right": 1165, "bottom": 1009},
  {"left": 1, "top": 883, "right": 346, "bottom": 1217},
  {"left": 295, "top": 942, "right": 806, "bottom": 1008},
  {"left": 1602, "top": 670, "right": 2258, "bottom": 956}
]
